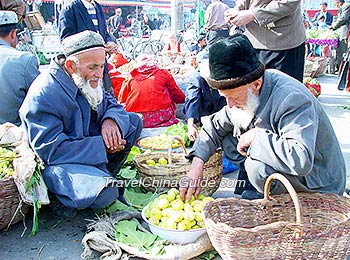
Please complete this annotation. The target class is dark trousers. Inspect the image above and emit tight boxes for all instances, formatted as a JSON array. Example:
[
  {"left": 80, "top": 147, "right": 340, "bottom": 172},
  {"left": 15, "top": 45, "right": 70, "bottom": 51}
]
[
  {"left": 206, "top": 29, "right": 230, "bottom": 48},
  {"left": 256, "top": 43, "right": 306, "bottom": 82}
]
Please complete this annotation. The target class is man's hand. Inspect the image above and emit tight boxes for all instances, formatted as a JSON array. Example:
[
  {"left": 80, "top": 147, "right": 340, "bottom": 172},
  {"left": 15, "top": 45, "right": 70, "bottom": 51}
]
[
  {"left": 187, "top": 124, "right": 199, "bottom": 142},
  {"left": 101, "top": 119, "right": 126, "bottom": 154},
  {"left": 179, "top": 157, "right": 204, "bottom": 202},
  {"left": 225, "top": 8, "right": 255, "bottom": 27},
  {"left": 237, "top": 127, "right": 259, "bottom": 157},
  {"left": 105, "top": 42, "right": 118, "bottom": 55}
]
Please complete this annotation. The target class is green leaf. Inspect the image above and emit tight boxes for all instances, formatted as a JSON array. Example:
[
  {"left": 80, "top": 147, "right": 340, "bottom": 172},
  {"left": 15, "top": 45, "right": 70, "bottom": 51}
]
[
  {"left": 114, "top": 220, "right": 158, "bottom": 249},
  {"left": 106, "top": 199, "right": 138, "bottom": 213},
  {"left": 125, "top": 146, "right": 141, "bottom": 163},
  {"left": 124, "top": 188, "right": 156, "bottom": 209},
  {"left": 120, "top": 166, "right": 137, "bottom": 179}
]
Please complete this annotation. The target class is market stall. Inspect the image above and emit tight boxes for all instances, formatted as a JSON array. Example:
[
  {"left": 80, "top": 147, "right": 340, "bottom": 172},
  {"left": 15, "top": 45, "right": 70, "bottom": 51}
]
[
  {"left": 24, "top": 11, "right": 62, "bottom": 61},
  {"left": 305, "top": 28, "right": 339, "bottom": 76}
]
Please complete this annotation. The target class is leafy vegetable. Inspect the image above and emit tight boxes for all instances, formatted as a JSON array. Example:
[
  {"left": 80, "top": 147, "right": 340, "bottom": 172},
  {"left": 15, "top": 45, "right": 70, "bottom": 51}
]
[
  {"left": 114, "top": 220, "right": 159, "bottom": 250},
  {"left": 119, "top": 166, "right": 137, "bottom": 179},
  {"left": 25, "top": 161, "right": 45, "bottom": 236},
  {"left": 124, "top": 188, "right": 156, "bottom": 210},
  {"left": 0, "top": 147, "right": 16, "bottom": 179},
  {"left": 125, "top": 146, "right": 141, "bottom": 164},
  {"left": 106, "top": 199, "right": 138, "bottom": 213},
  {"left": 162, "top": 121, "right": 190, "bottom": 146}
]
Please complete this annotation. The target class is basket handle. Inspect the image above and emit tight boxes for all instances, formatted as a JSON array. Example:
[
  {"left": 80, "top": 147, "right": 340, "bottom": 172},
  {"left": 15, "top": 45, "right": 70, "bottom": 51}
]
[
  {"left": 264, "top": 173, "right": 303, "bottom": 225},
  {"left": 167, "top": 136, "right": 187, "bottom": 164}
]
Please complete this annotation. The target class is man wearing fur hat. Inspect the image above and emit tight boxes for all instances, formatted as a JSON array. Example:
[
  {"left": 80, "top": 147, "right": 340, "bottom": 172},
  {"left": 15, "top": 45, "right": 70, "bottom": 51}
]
[
  {"left": 224, "top": 0, "right": 306, "bottom": 82},
  {"left": 20, "top": 30, "right": 142, "bottom": 216},
  {"left": 180, "top": 34, "right": 346, "bottom": 201},
  {"left": 0, "top": 10, "right": 40, "bottom": 126}
]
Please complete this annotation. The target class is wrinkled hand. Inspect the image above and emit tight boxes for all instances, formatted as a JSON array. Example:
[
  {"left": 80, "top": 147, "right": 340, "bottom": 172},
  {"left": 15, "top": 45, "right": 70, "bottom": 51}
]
[
  {"left": 225, "top": 8, "right": 255, "bottom": 27},
  {"left": 237, "top": 127, "right": 260, "bottom": 157},
  {"left": 179, "top": 157, "right": 204, "bottom": 202},
  {"left": 105, "top": 42, "right": 118, "bottom": 54},
  {"left": 101, "top": 119, "right": 126, "bottom": 154},
  {"left": 187, "top": 124, "right": 199, "bottom": 142}
]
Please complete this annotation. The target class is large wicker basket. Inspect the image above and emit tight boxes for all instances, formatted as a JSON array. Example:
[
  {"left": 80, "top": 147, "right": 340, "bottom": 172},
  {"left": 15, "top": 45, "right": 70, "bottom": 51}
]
[
  {"left": 133, "top": 137, "right": 222, "bottom": 196},
  {"left": 0, "top": 177, "right": 30, "bottom": 229},
  {"left": 203, "top": 173, "right": 350, "bottom": 260}
]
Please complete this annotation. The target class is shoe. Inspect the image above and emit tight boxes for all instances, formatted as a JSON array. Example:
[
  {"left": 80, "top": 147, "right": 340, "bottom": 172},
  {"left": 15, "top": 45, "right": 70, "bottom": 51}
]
[
  {"left": 48, "top": 196, "right": 78, "bottom": 218},
  {"left": 241, "top": 190, "right": 264, "bottom": 200}
]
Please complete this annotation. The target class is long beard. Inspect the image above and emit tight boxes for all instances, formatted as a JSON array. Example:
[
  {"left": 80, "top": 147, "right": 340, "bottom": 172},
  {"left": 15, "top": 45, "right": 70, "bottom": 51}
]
[
  {"left": 229, "top": 88, "right": 260, "bottom": 130},
  {"left": 71, "top": 73, "right": 103, "bottom": 111}
]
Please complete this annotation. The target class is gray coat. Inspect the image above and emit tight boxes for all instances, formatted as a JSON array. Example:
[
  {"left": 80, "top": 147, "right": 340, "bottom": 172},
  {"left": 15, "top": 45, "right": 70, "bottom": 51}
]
[
  {"left": 235, "top": 0, "right": 306, "bottom": 50},
  {"left": 332, "top": 2, "right": 350, "bottom": 41},
  {"left": 188, "top": 69, "right": 346, "bottom": 195},
  {"left": 0, "top": 39, "right": 39, "bottom": 126}
]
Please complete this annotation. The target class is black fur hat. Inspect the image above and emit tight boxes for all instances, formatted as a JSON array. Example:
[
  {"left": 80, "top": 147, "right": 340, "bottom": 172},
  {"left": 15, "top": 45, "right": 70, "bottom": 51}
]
[{"left": 205, "top": 34, "right": 265, "bottom": 90}]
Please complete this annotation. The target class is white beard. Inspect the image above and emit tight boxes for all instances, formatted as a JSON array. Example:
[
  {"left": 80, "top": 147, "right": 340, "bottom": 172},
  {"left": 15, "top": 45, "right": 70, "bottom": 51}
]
[
  {"left": 71, "top": 73, "right": 103, "bottom": 111},
  {"left": 229, "top": 87, "right": 260, "bottom": 130}
]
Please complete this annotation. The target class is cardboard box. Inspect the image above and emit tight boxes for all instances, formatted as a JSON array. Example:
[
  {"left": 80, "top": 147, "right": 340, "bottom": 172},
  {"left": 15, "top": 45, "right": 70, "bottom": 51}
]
[{"left": 24, "top": 11, "right": 45, "bottom": 30}]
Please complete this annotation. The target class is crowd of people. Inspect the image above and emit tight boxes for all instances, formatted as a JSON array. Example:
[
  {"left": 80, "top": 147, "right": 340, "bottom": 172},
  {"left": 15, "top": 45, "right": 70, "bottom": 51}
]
[{"left": 0, "top": 0, "right": 349, "bottom": 219}]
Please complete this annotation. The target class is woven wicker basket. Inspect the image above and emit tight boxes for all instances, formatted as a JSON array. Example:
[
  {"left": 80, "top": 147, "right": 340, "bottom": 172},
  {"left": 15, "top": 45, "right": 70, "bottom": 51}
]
[
  {"left": 133, "top": 137, "right": 222, "bottom": 196},
  {"left": 203, "top": 173, "right": 350, "bottom": 260},
  {"left": 0, "top": 177, "right": 29, "bottom": 229}
]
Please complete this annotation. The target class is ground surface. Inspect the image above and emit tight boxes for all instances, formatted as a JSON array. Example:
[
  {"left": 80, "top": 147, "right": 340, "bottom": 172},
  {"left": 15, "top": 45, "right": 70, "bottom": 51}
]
[{"left": 1, "top": 73, "right": 350, "bottom": 260}]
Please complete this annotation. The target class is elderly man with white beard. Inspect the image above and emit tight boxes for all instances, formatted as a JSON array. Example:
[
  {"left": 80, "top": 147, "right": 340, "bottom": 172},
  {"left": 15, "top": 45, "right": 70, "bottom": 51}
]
[
  {"left": 20, "top": 31, "right": 142, "bottom": 217},
  {"left": 180, "top": 34, "right": 346, "bottom": 201}
]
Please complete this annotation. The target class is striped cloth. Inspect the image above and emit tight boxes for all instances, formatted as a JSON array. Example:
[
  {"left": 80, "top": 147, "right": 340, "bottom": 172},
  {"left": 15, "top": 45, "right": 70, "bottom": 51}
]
[{"left": 81, "top": 0, "right": 99, "bottom": 32}]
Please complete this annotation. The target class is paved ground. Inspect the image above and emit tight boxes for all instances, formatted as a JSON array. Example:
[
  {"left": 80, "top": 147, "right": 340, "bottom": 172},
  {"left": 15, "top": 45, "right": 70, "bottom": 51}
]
[{"left": 1, "top": 73, "right": 350, "bottom": 260}]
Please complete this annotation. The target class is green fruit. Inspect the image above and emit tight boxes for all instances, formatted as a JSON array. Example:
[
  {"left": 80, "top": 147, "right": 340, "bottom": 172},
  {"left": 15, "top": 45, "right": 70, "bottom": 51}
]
[
  {"left": 177, "top": 220, "right": 191, "bottom": 230},
  {"left": 158, "top": 157, "right": 168, "bottom": 165},
  {"left": 171, "top": 199, "right": 184, "bottom": 211},
  {"left": 150, "top": 208, "right": 162, "bottom": 220},
  {"left": 183, "top": 210, "right": 195, "bottom": 221},
  {"left": 166, "top": 219, "right": 177, "bottom": 230},
  {"left": 148, "top": 217, "right": 160, "bottom": 225},
  {"left": 202, "top": 197, "right": 214, "bottom": 204},
  {"left": 146, "top": 159, "right": 156, "bottom": 166},
  {"left": 157, "top": 198, "right": 169, "bottom": 209},
  {"left": 194, "top": 212, "right": 204, "bottom": 222},
  {"left": 184, "top": 203, "right": 193, "bottom": 212},
  {"left": 196, "top": 193, "right": 205, "bottom": 200}
]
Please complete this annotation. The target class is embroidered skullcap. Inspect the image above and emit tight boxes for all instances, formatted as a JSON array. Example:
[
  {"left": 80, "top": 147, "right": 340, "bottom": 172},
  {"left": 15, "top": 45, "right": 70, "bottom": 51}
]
[
  {"left": 61, "top": 30, "right": 105, "bottom": 57},
  {"left": 0, "top": 11, "right": 18, "bottom": 27}
]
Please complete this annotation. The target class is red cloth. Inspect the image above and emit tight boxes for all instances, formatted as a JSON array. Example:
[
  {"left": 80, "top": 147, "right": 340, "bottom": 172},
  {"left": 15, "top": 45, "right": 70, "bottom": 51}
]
[
  {"left": 118, "top": 69, "right": 185, "bottom": 127},
  {"left": 109, "top": 69, "right": 126, "bottom": 98}
]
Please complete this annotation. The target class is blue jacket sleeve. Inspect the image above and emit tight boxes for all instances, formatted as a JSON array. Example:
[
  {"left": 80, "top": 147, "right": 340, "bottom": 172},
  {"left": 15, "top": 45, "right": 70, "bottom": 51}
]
[{"left": 184, "top": 72, "right": 202, "bottom": 122}]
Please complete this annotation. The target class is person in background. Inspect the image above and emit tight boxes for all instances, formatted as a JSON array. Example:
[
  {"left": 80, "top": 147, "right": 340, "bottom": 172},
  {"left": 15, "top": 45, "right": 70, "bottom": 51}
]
[
  {"left": 58, "top": 0, "right": 118, "bottom": 93},
  {"left": 20, "top": 30, "right": 142, "bottom": 216},
  {"left": 118, "top": 55, "right": 185, "bottom": 128},
  {"left": 190, "top": 35, "right": 207, "bottom": 55},
  {"left": 0, "top": 0, "right": 26, "bottom": 23},
  {"left": 107, "top": 8, "right": 123, "bottom": 39},
  {"left": 179, "top": 34, "right": 346, "bottom": 202},
  {"left": 161, "top": 34, "right": 187, "bottom": 65},
  {"left": 183, "top": 60, "right": 226, "bottom": 142},
  {"left": 312, "top": 2, "right": 333, "bottom": 27},
  {"left": 0, "top": 11, "right": 40, "bottom": 126},
  {"left": 141, "top": 13, "right": 155, "bottom": 35},
  {"left": 205, "top": 0, "right": 230, "bottom": 47},
  {"left": 107, "top": 51, "right": 129, "bottom": 98},
  {"left": 124, "top": 14, "right": 133, "bottom": 28},
  {"left": 224, "top": 0, "right": 306, "bottom": 82},
  {"left": 331, "top": 0, "right": 350, "bottom": 73}
]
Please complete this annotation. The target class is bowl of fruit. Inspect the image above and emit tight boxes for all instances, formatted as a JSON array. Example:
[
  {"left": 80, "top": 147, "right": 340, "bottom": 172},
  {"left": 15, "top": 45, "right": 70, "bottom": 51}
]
[{"left": 141, "top": 188, "right": 214, "bottom": 244}]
